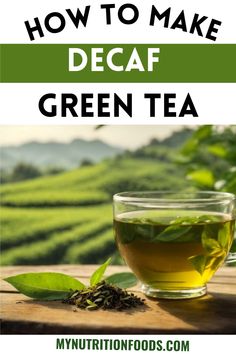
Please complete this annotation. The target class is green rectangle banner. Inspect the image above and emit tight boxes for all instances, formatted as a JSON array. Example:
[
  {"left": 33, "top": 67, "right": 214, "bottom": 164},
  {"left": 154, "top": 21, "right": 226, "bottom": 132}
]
[{"left": 0, "top": 44, "right": 235, "bottom": 83}]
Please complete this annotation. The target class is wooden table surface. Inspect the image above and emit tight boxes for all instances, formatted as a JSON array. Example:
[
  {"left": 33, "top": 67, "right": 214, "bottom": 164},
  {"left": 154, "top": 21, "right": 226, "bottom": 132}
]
[{"left": 0, "top": 265, "right": 236, "bottom": 334}]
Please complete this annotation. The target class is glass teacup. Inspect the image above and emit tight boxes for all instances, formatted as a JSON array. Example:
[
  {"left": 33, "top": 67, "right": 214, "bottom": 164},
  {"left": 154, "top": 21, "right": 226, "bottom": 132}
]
[{"left": 113, "top": 191, "right": 236, "bottom": 299}]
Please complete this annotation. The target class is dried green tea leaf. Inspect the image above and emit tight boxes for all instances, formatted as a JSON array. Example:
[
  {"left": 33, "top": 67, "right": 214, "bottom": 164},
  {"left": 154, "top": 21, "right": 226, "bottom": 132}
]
[
  {"left": 4, "top": 272, "right": 85, "bottom": 300},
  {"left": 90, "top": 258, "right": 111, "bottom": 286},
  {"left": 86, "top": 299, "right": 95, "bottom": 305},
  {"left": 106, "top": 272, "right": 138, "bottom": 289}
]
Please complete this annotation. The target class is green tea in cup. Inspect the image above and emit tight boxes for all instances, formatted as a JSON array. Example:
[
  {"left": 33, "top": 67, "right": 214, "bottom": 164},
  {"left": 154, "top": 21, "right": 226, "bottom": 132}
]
[{"left": 113, "top": 192, "right": 236, "bottom": 299}]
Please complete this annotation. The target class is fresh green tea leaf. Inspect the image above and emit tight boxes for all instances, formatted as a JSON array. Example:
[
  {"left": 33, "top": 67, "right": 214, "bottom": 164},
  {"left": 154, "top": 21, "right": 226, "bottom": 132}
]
[
  {"left": 154, "top": 225, "right": 192, "bottom": 242},
  {"left": 187, "top": 169, "right": 215, "bottom": 188},
  {"left": 194, "top": 125, "right": 212, "bottom": 140},
  {"left": 4, "top": 272, "right": 85, "bottom": 300},
  {"left": 207, "top": 144, "right": 227, "bottom": 158},
  {"left": 106, "top": 272, "right": 138, "bottom": 288},
  {"left": 90, "top": 258, "right": 111, "bottom": 286}
]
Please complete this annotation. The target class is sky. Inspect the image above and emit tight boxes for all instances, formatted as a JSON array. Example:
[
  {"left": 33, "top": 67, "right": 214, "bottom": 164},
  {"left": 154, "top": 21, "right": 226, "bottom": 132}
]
[{"left": 0, "top": 125, "right": 190, "bottom": 149}]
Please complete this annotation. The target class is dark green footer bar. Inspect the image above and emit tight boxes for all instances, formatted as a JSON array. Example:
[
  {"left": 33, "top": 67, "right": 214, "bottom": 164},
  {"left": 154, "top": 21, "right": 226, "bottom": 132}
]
[{"left": 0, "top": 44, "right": 235, "bottom": 83}]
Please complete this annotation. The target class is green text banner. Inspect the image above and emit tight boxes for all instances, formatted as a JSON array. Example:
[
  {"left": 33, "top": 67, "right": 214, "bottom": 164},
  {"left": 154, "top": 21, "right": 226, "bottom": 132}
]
[{"left": 0, "top": 44, "right": 235, "bottom": 83}]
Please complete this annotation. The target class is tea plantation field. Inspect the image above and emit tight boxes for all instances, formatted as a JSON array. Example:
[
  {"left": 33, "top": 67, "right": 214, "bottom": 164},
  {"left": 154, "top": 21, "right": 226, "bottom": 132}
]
[{"left": 0, "top": 157, "right": 194, "bottom": 265}]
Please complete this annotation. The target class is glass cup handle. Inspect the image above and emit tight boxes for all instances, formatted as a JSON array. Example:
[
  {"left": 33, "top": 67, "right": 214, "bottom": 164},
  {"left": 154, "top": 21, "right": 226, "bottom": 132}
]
[{"left": 226, "top": 253, "right": 236, "bottom": 264}]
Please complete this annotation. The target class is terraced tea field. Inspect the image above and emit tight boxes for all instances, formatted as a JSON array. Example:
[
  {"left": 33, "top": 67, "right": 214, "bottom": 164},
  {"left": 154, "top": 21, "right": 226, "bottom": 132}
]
[
  {"left": 0, "top": 157, "right": 194, "bottom": 265},
  {"left": 1, "top": 205, "right": 114, "bottom": 265}
]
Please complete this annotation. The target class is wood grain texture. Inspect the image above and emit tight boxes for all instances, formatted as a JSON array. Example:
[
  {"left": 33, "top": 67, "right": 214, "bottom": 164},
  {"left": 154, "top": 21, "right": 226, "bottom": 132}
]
[{"left": 0, "top": 265, "right": 236, "bottom": 334}]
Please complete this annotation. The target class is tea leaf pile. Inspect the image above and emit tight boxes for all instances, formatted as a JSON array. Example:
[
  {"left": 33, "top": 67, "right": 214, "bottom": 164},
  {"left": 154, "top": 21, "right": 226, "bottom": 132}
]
[{"left": 63, "top": 281, "right": 145, "bottom": 311}]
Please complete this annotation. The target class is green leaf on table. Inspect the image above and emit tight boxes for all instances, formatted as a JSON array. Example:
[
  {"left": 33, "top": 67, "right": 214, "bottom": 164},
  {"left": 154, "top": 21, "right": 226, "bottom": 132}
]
[
  {"left": 90, "top": 258, "right": 111, "bottom": 286},
  {"left": 106, "top": 272, "right": 138, "bottom": 288},
  {"left": 4, "top": 272, "right": 85, "bottom": 300},
  {"left": 154, "top": 225, "right": 192, "bottom": 242}
]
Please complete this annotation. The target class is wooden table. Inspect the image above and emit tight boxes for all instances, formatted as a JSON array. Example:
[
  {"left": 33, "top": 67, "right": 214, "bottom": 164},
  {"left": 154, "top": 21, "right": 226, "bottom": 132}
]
[{"left": 0, "top": 265, "right": 236, "bottom": 334}]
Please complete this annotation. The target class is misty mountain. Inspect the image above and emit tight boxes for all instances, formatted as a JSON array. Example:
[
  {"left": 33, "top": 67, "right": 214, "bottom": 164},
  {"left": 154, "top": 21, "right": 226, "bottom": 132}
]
[
  {"left": 0, "top": 139, "right": 123, "bottom": 170},
  {"left": 148, "top": 128, "right": 193, "bottom": 148}
]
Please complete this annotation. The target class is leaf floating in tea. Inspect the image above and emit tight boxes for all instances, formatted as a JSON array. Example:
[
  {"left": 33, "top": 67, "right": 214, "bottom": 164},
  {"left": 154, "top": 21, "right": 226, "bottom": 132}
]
[
  {"left": 4, "top": 272, "right": 85, "bottom": 300},
  {"left": 197, "top": 215, "right": 219, "bottom": 223},
  {"left": 171, "top": 215, "right": 219, "bottom": 225},
  {"left": 218, "top": 223, "right": 231, "bottom": 249},
  {"left": 189, "top": 253, "right": 218, "bottom": 275},
  {"left": 63, "top": 281, "right": 145, "bottom": 311},
  {"left": 154, "top": 225, "right": 192, "bottom": 242},
  {"left": 202, "top": 223, "right": 218, "bottom": 239},
  {"left": 188, "top": 255, "right": 209, "bottom": 275},
  {"left": 203, "top": 238, "right": 223, "bottom": 256},
  {"left": 105, "top": 272, "right": 138, "bottom": 288},
  {"left": 140, "top": 218, "right": 164, "bottom": 225},
  {"left": 170, "top": 216, "right": 199, "bottom": 225},
  {"left": 90, "top": 258, "right": 111, "bottom": 286},
  {"left": 202, "top": 229, "right": 224, "bottom": 256}
]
